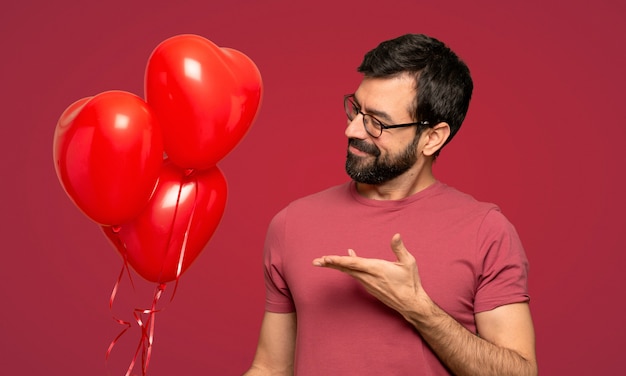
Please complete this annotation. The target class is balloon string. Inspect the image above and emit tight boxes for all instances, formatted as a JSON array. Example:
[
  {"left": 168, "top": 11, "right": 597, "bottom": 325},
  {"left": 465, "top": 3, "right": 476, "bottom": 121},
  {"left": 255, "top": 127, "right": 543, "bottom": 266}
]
[
  {"left": 171, "top": 174, "right": 199, "bottom": 300},
  {"left": 106, "top": 231, "right": 136, "bottom": 362},
  {"left": 127, "top": 283, "right": 166, "bottom": 376},
  {"left": 105, "top": 230, "right": 165, "bottom": 376},
  {"left": 106, "top": 265, "right": 132, "bottom": 360}
]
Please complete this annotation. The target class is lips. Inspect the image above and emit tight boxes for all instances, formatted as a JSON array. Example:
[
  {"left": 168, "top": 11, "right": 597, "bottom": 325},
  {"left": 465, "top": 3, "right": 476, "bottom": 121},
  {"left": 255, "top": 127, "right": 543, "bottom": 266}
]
[{"left": 348, "top": 138, "right": 380, "bottom": 157}]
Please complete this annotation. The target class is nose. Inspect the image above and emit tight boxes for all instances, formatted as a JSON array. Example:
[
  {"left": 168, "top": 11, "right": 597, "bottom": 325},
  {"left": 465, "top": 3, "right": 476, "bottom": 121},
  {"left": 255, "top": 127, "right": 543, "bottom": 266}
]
[{"left": 345, "top": 114, "right": 368, "bottom": 139}]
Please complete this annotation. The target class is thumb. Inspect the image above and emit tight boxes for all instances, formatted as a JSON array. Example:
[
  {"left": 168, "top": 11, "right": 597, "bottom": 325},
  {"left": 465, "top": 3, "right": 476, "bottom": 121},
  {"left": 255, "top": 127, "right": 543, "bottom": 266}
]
[{"left": 390, "top": 233, "right": 412, "bottom": 263}]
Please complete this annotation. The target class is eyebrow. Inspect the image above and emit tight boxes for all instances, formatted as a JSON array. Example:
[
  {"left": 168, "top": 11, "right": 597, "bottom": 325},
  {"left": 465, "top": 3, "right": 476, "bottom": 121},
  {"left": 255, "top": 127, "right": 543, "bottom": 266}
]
[{"left": 353, "top": 95, "right": 394, "bottom": 123}]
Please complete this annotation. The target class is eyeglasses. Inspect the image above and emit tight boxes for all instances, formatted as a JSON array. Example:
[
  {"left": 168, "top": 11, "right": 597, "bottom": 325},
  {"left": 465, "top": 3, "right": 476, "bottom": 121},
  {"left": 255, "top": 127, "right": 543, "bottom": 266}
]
[{"left": 343, "top": 94, "right": 430, "bottom": 138}]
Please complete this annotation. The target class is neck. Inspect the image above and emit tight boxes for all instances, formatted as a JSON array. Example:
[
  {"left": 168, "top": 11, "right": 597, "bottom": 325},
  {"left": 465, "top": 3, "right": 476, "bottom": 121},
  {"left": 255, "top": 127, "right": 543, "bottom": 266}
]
[{"left": 355, "top": 159, "right": 436, "bottom": 200}]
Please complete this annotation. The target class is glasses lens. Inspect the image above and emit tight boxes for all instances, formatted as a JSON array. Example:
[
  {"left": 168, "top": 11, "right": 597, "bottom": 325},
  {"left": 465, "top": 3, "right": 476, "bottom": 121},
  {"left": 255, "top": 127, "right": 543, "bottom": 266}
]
[
  {"left": 344, "top": 96, "right": 358, "bottom": 120},
  {"left": 363, "top": 115, "right": 382, "bottom": 138},
  {"left": 344, "top": 95, "right": 382, "bottom": 137}
]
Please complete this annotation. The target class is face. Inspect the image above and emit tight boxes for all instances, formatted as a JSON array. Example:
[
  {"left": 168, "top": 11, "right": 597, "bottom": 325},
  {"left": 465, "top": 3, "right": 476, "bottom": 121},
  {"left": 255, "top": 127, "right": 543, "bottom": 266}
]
[{"left": 345, "top": 75, "right": 421, "bottom": 185}]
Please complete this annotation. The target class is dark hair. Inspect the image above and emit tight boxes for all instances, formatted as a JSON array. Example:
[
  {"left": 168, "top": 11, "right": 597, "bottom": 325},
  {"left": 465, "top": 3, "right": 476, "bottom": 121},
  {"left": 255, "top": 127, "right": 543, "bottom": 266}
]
[{"left": 358, "top": 34, "right": 473, "bottom": 156}]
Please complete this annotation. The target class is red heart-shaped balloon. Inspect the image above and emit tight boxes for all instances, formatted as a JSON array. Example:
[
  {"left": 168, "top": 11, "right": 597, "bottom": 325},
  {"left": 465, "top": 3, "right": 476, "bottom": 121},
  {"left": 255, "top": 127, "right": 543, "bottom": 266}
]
[
  {"left": 53, "top": 91, "right": 163, "bottom": 225},
  {"left": 102, "top": 160, "right": 227, "bottom": 283},
  {"left": 145, "top": 34, "right": 263, "bottom": 170}
]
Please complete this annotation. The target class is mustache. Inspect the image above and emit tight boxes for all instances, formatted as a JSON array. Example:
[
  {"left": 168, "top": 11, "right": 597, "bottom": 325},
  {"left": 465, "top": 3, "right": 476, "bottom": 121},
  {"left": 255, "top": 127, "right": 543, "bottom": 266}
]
[{"left": 348, "top": 138, "right": 380, "bottom": 157}]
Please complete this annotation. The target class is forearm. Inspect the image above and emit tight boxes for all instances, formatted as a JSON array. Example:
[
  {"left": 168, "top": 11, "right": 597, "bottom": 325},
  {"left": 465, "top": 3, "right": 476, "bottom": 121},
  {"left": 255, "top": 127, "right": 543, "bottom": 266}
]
[
  {"left": 244, "top": 312, "right": 296, "bottom": 376},
  {"left": 243, "top": 364, "right": 293, "bottom": 376},
  {"left": 404, "top": 296, "right": 537, "bottom": 376}
]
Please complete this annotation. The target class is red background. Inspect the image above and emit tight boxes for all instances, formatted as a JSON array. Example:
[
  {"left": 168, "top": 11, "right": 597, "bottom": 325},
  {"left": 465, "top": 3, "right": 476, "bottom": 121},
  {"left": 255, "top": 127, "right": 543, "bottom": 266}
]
[{"left": 1, "top": 0, "right": 624, "bottom": 374}]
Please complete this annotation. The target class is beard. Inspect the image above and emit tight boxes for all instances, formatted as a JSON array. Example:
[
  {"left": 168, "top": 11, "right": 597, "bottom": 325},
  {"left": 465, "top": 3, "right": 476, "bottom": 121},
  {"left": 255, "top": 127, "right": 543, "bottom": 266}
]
[{"left": 345, "top": 136, "right": 419, "bottom": 185}]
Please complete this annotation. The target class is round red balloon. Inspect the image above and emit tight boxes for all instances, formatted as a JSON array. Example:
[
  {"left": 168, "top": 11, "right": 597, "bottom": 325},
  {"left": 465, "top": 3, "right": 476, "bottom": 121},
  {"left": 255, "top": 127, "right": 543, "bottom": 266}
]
[
  {"left": 53, "top": 91, "right": 163, "bottom": 225},
  {"left": 102, "top": 161, "right": 228, "bottom": 283},
  {"left": 145, "top": 34, "right": 263, "bottom": 170}
]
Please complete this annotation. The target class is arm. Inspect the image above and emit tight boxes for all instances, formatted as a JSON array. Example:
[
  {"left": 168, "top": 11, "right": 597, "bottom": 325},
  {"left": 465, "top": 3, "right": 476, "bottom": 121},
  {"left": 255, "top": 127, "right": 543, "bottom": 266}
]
[
  {"left": 405, "top": 296, "right": 537, "bottom": 376},
  {"left": 243, "top": 311, "right": 297, "bottom": 376},
  {"left": 313, "top": 234, "right": 537, "bottom": 376}
]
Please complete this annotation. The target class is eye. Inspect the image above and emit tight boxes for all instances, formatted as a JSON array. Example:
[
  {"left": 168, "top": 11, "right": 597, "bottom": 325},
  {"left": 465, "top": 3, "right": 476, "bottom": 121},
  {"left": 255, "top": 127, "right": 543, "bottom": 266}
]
[{"left": 368, "top": 116, "right": 383, "bottom": 129}]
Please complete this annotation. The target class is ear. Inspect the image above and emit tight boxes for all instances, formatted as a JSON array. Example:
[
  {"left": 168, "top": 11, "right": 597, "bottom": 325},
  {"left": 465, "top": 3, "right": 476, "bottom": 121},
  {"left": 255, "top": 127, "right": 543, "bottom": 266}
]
[{"left": 421, "top": 122, "right": 450, "bottom": 157}]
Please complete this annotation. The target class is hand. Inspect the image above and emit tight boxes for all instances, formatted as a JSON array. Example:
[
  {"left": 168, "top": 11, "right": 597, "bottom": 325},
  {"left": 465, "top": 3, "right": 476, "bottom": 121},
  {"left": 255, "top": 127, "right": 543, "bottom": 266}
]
[{"left": 312, "top": 233, "right": 429, "bottom": 317}]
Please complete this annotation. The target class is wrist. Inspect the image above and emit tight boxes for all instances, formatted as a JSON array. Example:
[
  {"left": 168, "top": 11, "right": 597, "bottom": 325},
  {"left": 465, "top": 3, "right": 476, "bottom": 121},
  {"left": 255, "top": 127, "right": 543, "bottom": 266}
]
[{"left": 401, "top": 290, "right": 438, "bottom": 325}]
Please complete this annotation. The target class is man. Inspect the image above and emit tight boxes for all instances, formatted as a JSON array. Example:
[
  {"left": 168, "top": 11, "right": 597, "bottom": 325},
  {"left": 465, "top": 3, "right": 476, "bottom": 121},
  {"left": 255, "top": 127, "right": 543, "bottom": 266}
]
[{"left": 244, "top": 34, "right": 537, "bottom": 375}]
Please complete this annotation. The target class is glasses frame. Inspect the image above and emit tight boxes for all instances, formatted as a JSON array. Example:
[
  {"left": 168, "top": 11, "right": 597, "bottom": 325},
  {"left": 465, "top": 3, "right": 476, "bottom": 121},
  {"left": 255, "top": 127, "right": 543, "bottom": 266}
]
[{"left": 344, "top": 94, "right": 430, "bottom": 138}]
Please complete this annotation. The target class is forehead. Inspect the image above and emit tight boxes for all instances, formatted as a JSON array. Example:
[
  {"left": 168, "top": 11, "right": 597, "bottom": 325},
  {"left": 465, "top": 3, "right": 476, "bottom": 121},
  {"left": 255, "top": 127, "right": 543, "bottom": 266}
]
[{"left": 354, "top": 74, "right": 416, "bottom": 119}]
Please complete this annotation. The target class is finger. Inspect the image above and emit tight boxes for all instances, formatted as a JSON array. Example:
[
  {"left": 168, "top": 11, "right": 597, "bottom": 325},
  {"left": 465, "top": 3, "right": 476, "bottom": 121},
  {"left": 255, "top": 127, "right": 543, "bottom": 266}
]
[
  {"left": 390, "top": 233, "right": 412, "bottom": 263},
  {"left": 313, "top": 248, "right": 357, "bottom": 266},
  {"left": 313, "top": 254, "right": 374, "bottom": 272},
  {"left": 312, "top": 255, "right": 346, "bottom": 266},
  {"left": 312, "top": 256, "right": 330, "bottom": 266}
]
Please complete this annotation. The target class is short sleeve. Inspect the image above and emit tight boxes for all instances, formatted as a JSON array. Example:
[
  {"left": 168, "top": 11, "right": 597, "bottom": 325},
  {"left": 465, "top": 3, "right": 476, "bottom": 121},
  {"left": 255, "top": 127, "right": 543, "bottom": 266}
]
[
  {"left": 263, "top": 208, "right": 296, "bottom": 313},
  {"left": 474, "top": 208, "right": 530, "bottom": 313}
]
